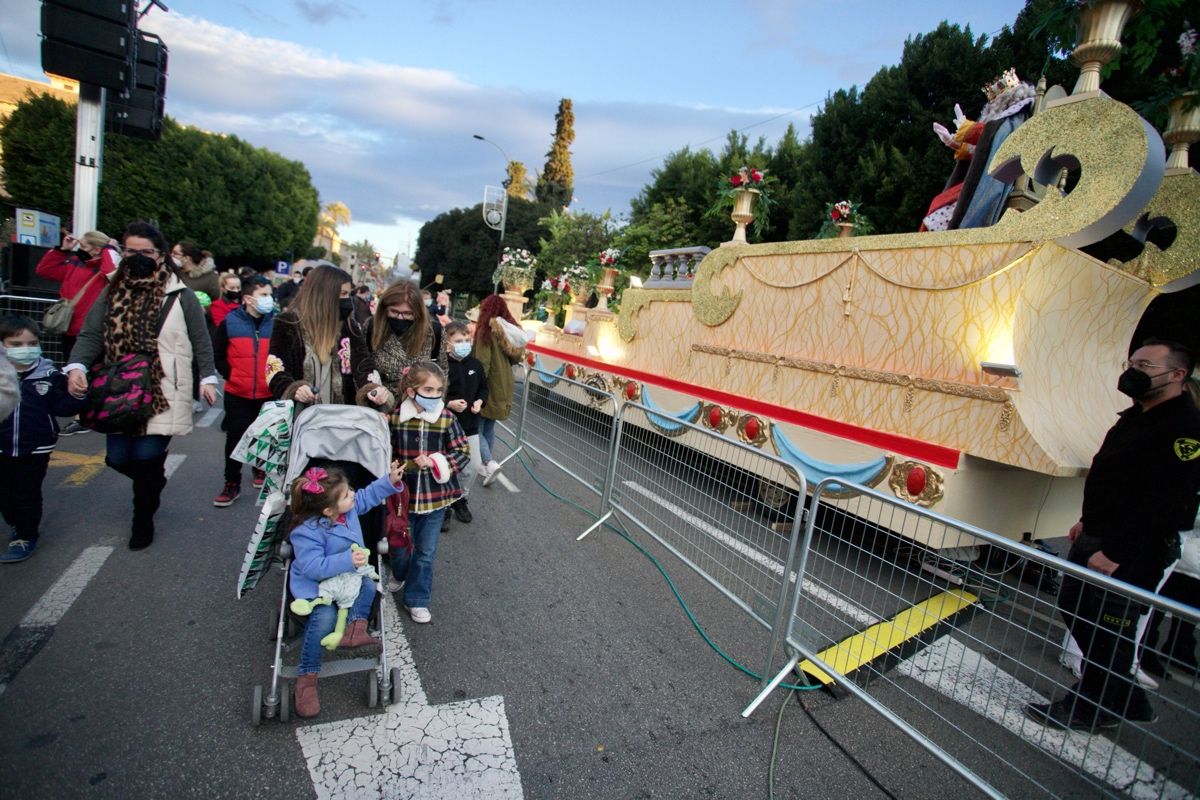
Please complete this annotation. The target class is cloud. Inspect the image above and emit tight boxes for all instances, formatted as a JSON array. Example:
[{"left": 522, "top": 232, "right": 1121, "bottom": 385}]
[{"left": 292, "top": 1, "right": 363, "bottom": 24}]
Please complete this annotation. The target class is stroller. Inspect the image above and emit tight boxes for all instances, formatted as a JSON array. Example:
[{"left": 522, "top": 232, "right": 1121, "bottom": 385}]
[{"left": 245, "top": 403, "right": 402, "bottom": 725}]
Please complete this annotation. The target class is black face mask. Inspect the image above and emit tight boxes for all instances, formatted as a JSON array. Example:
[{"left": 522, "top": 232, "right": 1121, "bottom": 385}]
[
  {"left": 388, "top": 317, "right": 414, "bottom": 336},
  {"left": 123, "top": 253, "right": 158, "bottom": 279},
  {"left": 1116, "top": 367, "right": 1168, "bottom": 400},
  {"left": 224, "top": 291, "right": 240, "bottom": 302},
  {"left": 338, "top": 298, "right": 354, "bottom": 320}
]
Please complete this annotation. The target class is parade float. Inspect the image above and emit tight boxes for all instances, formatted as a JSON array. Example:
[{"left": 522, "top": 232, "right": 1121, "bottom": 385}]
[{"left": 519, "top": 2, "right": 1200, "bottom": 550}]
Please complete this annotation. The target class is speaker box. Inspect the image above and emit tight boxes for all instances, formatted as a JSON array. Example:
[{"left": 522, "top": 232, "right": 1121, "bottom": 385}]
[
  {"left": 44, "top": 0, "right": 135, "bottom": 26},
  {"left": 2, "top": 244, "right": 61, "bottom": 294},
  {"left": 41, "top": 39, "right": 131, "bottom": 90}
]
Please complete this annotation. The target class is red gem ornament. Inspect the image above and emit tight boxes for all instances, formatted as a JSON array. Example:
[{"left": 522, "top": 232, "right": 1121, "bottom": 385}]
[
  {"left": 526, "top": 353, "right": 535, "bottom": 366},
  {"left": 708, "top": 405, "right": 723, "bottom": 428},
  {"left": 565, "top": 364, "right": 576, "bottom": 380},
  {"left": 906, "top": 465, "right": 927, "bottom": 497},
  {"left": 743, "top": 416, "right": 760, "bottom": 441},
  {"left": 625, "top": 382, "right": 639, "bottom": 400}
]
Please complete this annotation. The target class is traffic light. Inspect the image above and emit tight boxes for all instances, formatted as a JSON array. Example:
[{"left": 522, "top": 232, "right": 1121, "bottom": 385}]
[
  {"left": 40, "top": 0, "right": 138, "bottom": 91},
  {"left": 107, "top": 32, "right": 168, "bottom": 140}
]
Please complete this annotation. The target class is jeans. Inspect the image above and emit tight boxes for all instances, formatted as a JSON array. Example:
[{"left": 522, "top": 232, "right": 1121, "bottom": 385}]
[
  {"left": 460, "top": 433, "right": 482, "bottom": 497},
  {"left": 479, "top": 417, "right": 497, "bottom": 464},
  {"left": 298, "top": 574, "right": 376, "bottom": 675},
  {"left": 106, "top": 433, "right": 171, "bottom": 466},
  {"left": 390, "top": 507, "right": 445, "bottom": 608},
  {"left": 0, "top": 453, "right": 50, "bottom": 541}
]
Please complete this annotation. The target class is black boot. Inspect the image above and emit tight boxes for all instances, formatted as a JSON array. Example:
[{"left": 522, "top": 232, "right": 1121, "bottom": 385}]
[
  {"left": 129, "top": 452, "right": 168, "bottom": 550},
  {"left": 452, "top": 497, "right": 472, "bottom": 524}
]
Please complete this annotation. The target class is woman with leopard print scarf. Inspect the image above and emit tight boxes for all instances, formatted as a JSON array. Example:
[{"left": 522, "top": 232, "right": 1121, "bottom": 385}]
[
  {"left": 352, "top": 279, "right": 446, "bottom": 408},
  {"left": 66, "top": 222, "right": 218, "bottom": 550}
]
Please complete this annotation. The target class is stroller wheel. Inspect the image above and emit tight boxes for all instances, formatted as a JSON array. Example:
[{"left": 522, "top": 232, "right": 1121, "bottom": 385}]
[
  {"left": 251, "top": 685, "right": 264, "bottom": 727},
  {"left": 280, "top": 682, "right": 292, "bottom": 723},
  {"left": 390, "top": 667, "right": 403, "bottom": 705},
  {"left": 366, "top": 672, "right": 379, "bottom": 708}
]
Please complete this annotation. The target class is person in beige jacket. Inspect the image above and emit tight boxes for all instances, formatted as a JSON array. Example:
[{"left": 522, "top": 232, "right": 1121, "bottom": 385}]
[{"left": 67, "top": 222, "right": 218, "bottom": 550}]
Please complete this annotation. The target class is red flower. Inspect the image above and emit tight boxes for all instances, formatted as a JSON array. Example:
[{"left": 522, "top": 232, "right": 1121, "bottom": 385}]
[
  {"left": 730, "top": 173, "right": 744, "bottom": 187},
  {"left": 749, "top": 169, "right": 763, "bottom": 183},
  {"left": 831, "top": 210, "right": 841, "bottom": 221}
]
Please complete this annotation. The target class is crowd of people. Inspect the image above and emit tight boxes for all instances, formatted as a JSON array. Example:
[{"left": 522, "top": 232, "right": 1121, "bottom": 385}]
[{"left": 1, "top": 219, "right": 1196, "bottom": 726}]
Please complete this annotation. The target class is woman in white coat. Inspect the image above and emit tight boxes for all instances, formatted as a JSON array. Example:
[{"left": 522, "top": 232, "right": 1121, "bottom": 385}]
[{"left": 66, "top": 222, "right": 218, "bottom": 550}]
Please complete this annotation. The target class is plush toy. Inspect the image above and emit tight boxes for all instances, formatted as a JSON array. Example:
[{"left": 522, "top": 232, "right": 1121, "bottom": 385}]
[{"left": 290, "top": 543, "right": 380, "bottom": 650}]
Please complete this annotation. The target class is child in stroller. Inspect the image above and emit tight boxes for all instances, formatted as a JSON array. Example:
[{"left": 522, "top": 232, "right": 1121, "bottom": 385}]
[{"left": 286, "top": 460, "right": 404, "bottom": 718}]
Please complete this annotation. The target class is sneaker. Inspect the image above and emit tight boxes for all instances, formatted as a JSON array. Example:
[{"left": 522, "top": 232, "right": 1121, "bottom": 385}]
[
  {"left": 212, "top": 481, "right": 241, "bottom": 507},
  {"left": 441, "top": 515, "right": 451, "bottom": 532},
  {"left": 386, "top": 578, "right": 404, "bottom": 594},
  {"left": 1024, "top": 699, "right": 1117, "bottom": 731},
  {"left": 251, "top": 469, "right": 266, "bottom": 490},
  {"left": 452, "top": 498, "right": 473, "bottom": 524},
  {"left": 1124, "top": 703, "right": 1159, "bottom": 725},
  {"left": 58, "top": 420, "right": 88, "bottom": 436},
  {"left": 1133, "top": 665, "right": 1160, "bottom": 690},
  {"left": 1060, "top": 656, "right": 1083, "bottom": 681},
  {"left": 0, "top": 539, "right": 36, "bottom": 563},
  {"left": 405, "top": 606, "right": 432, "bottom": 624}
]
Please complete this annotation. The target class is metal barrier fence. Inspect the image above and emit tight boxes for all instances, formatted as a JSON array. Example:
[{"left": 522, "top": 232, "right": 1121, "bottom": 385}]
[
  {"left": 746, "top": 478, "right": 1200, "bottom": 799},
  {"left": 604, "top": 402, "right": 808, "bottom": 680},
  {"left": 0, "top": 295, "right": 66, "bottom": 364}
]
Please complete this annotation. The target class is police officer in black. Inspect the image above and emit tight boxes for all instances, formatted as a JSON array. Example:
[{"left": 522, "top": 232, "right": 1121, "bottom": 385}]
[{"left": 1026, "top": 338, "right": 1200, "bottom": 731}]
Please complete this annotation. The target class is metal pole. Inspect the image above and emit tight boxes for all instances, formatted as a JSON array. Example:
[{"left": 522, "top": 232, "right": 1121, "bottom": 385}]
[
  {"left": 73, "top": 83, "right": 106, "bottom": 233},
  {"left": 473, "top": 135, "right": 512, "bottom": 294}
]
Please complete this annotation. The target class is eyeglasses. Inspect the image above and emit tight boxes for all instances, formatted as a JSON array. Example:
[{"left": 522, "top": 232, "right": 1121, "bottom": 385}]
[
  {"left": 122, "top": 247, "right": 160, "bottom": 257},
  {"left": 389, "top": 310, "right": 416, "bottom": 320},
  {"left": 1123, "top": 360, "right": 1176, "bottom": 372}
]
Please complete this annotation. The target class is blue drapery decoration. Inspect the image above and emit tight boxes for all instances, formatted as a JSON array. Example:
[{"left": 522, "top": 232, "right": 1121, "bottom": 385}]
[
  {"left": 532, "top": 355, "right": 566, "bottom": 385},
  {"left": 641, "top": 386, "right": 701, "bottom": 434},
  {"left": 770, "top": 425, "right": 888, "bottom": 490}
]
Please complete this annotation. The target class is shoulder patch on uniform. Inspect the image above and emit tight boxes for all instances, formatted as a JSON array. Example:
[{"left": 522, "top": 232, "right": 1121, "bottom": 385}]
[{"left": 1175, "top": 437, "right": 1200, "bottom": 461}]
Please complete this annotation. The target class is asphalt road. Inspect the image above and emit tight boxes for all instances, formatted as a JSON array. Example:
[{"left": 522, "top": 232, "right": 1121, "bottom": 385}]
[{"left": 0, "top": 394, "right": 1167, "bottom": 799}]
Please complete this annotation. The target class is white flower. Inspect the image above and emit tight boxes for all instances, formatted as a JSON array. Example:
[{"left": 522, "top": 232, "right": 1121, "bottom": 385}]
[{"left": 1180, "top": 28, "right": 1197, "bottom": 57}]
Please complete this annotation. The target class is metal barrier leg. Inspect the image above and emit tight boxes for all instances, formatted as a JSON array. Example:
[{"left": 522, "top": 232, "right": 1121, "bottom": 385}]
[{"left": 741, "top": 651, "right": 801, "bottom": 718}]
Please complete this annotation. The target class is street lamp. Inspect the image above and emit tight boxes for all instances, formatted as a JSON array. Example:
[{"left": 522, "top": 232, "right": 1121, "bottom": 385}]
[{"left": 473, "top": 134, "right": 513, "bottom": 293}]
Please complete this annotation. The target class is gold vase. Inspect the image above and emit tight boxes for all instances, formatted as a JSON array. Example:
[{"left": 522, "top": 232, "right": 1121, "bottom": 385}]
[
  {"left": 729, "top": 189, "right": 759, "bottom": 244},
  {"left": 597, "top": 267, "right": 618, "bottom": 310},
  {"left": 500, "top": 290, "right": 527, "bottom": 322},
  {"left": 1165, "top": 92, "right": 1200, "bottom": 172},
  {"left": 836, "top": 222, "right": 855, "bottom": 239},
  {"left": 1071, "top": 0, "right": 1139, "bottom": 95}
]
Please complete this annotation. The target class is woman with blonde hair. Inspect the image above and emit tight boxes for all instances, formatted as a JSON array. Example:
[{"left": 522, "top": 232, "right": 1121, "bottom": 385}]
[
  {"left": 266, "top": 265, "right": 364, "bottom": 406},
  {"left": 353, "top": 279, "right": 446, "bottom": 402}
]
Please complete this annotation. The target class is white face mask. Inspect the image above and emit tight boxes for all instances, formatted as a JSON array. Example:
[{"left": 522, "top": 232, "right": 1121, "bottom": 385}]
[
  {"left": 171, "top": 255, "right": 183, "bottom": 268},
  {"left": 253, "top": 296, "right": 275, "bottom": 314}
]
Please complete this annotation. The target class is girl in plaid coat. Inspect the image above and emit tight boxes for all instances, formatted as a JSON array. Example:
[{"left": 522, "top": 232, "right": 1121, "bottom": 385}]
[{"left": 370, "top": 359, "right": 468, "bottom": 623}]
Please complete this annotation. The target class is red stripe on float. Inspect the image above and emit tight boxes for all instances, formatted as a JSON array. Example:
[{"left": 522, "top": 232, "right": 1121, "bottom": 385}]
[{"left": 528, "top": 342, "right": 962, "bottom": 469}]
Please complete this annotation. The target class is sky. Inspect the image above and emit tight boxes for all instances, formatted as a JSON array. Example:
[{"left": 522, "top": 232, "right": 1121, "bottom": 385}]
[{"left": 1, "top": 0, "right": 1027, "bottom": 261}]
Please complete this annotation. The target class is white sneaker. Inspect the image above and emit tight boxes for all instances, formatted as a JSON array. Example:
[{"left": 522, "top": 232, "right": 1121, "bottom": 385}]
[
  {"left": 1133, "top": 665, "right": 1159, "bottom": 690},
  {"left": 386, "top": 578, "right": 404, "bottom": 594},
  {"left": 405, "top": 606, "right": 431, "bottom": 624},
  {"left": 483, "top": 460, "right": 500, "bottom": 481},
  {"left": 1060, "top": 656, "right": 1083, "bottom": 680}
]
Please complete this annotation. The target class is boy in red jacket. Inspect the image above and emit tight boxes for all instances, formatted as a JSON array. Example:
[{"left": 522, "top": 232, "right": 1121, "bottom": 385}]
[{"left": 210, "top": 276, "right": 276, "bottom": 506}]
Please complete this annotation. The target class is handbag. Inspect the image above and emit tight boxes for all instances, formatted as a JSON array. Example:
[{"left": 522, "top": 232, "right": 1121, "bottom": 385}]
[
  {"left": 79, "top": 294, "right": 177, "bottom": 434},
  {"left": 43, "top": 269, "right": 105, "bottom": 335},
  {"left": 385, "top": 484, "right": 412, "bottom": 555}
]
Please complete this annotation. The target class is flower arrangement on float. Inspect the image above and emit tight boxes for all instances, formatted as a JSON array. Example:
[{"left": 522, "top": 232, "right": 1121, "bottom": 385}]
[
  {"left": 705, "top": 165, "right": 777, "bottom": 239},
  {"left": 816, "top": 199, "right": 875, "bottom": 239},
  {"left": 494, "top": 247, "right": 537, "bottom": 294}
]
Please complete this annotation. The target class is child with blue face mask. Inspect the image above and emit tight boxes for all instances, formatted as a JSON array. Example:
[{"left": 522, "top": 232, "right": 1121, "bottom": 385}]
[
  {"left": 0, "top": 316, "right": 86, "bottom": 563},
  {"left": 442, "top": 322, "right": 488, "bottom": 524},
  {"left": 386, "top": 359, "right": 469, "bottom": 623}
]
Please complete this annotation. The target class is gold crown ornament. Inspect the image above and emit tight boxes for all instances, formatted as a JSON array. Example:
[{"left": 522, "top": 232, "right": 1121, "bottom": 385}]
[{"left": 982, "top": 68, "right": 1021, "bottom": 101}]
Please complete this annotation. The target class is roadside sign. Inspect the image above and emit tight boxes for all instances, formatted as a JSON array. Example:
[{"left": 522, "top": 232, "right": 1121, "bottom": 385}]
[{"left": 276, "top": 260, "right": 290, "bottom": 275}]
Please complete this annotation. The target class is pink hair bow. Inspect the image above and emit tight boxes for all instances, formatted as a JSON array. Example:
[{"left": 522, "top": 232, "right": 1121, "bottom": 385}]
[{"left": 301, "top": 467, "right": 328, "bottom": 494}]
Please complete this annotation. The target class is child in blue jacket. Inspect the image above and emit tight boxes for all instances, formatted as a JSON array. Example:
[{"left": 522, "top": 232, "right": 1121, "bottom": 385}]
[
  {"left": 0, "top": 316, "right": 86, "bottom": 563},
  {"left": 287, "top": 460, "right": 403, "bottom": 717}
]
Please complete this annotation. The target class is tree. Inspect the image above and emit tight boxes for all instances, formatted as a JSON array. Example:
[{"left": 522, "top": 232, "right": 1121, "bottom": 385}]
[
  {"left": 536, "top": 208, "right": 617, "bottom": 277},
  {"left": 536, "top": 98, "right": 575, "bottom": 210},
  {"left": 318, "top": 201, "right": 351, "bottom": 242},
  {"left": 414, "top": 196, "right": 550, "bottom": 298},
  {"left": 0, "top": 93, "right": 319, "bottom": 265},
  {"left": 506, "top": 161, "right": 532, "bottom": 200}
]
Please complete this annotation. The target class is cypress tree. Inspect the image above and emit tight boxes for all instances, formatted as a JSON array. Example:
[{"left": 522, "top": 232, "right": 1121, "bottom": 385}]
[{"left": 536, "top": 98, "right": 575, "bottom": 210}]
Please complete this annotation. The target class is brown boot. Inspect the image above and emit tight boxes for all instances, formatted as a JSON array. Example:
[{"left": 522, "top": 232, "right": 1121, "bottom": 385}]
[
  {"left": 337, "top": 619, "right": 381, "bottom": 651},
  {"left": 295, "top": 674, "right": 320, "bottom": 718}
]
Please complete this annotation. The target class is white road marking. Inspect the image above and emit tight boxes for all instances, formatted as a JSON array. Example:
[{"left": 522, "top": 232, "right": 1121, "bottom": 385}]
[
  {"left": 1, "top": 545, "right": 115, "bottom": 698},
  {"left": 21, "top": 545, "right": 114, "bottom": 627},
  {"left": 297, "top": 606, "right": 523, "bottom": 799},
  {"left": 196, "top": 407, "right": 224, "bottom": 428},
  {"left": 896, "top": 636, "right": 1190, "bottom": 800},
  {"left": 621, "top": 480, "right": 878, "bottom": 627},
  {"left": 164, "top": 454, "right": 186, "bottom": 479}
]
